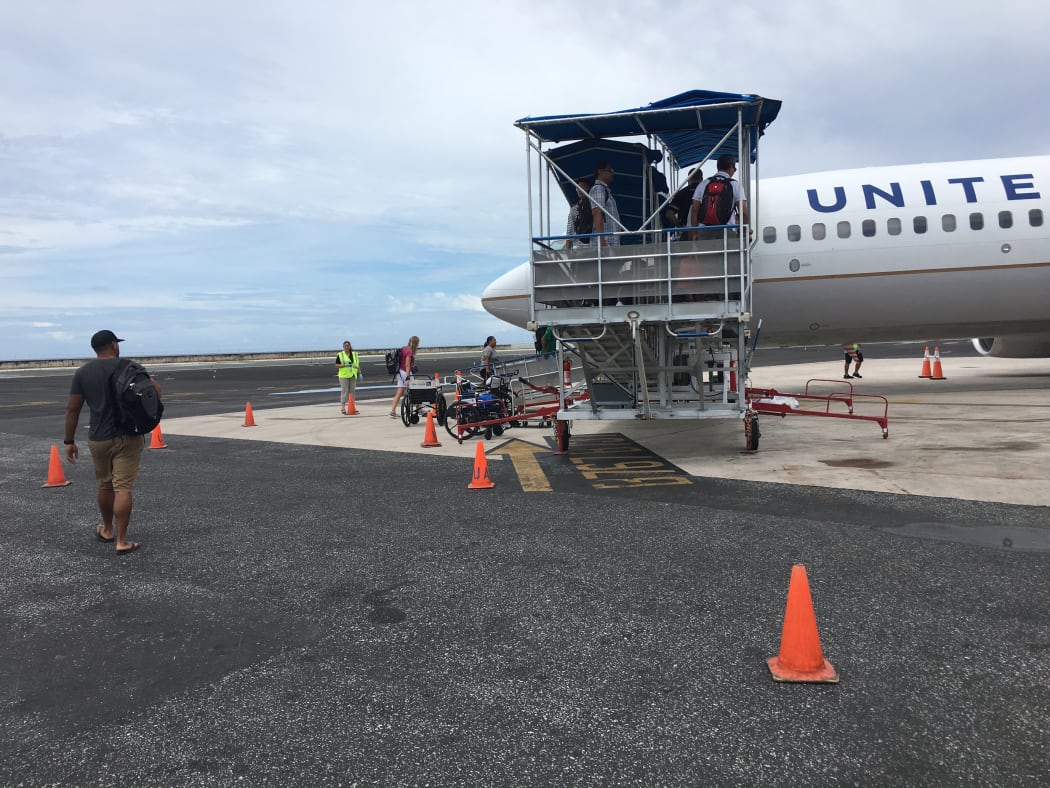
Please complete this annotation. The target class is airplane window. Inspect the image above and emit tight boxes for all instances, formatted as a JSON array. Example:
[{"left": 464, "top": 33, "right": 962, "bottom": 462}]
[
  {"left": 862, "top": 219, "right": 876, "bottom": 237},
  {"left": 812, "top": 223, "right": 826, "bottom": 240},
  {"left": 1031, "top": 209, "right": 1044, "bottom": 227},
  {"left": 837, "top": 221, "right": 851, "bottom": 239},
  {"left": 942, "top": 214, "right": 956, "bottom": 232},
  {"left": 999, "top": 211, "right": 1013, "bottom": 229},
  {"left": 913, "top": 216, "right": 928, "bottom": 234},
  {"left": 788, "top": 224, "right": 801, "bottom": 242},
  {"left": 887, "top": 218, "right": 901, "bottom": 236},
  {"left": 762, "top": 226, "right": 777, "bottom": 243},
  {"left": 969, "top": 212, "right": 984, "bottom": 230}
]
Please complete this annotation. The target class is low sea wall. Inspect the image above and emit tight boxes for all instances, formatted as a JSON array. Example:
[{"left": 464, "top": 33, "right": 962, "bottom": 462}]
[{"left": 0, "top": 345, "right": 534, "bottom": 371}]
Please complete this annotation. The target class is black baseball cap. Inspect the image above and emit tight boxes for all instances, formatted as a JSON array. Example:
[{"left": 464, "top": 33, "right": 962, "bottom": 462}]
[{"left": 90, "top": 330, "right": 124, "bottom": 350}]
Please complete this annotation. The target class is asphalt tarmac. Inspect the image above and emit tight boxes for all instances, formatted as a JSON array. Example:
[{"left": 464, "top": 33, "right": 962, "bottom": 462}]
[{"left": 2, "top": 342, "right": 1048, "bottom": 786}]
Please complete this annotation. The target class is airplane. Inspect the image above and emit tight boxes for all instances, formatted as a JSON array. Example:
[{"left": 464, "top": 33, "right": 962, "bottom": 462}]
[{"left": 482, "top": 155, "right": 1050, "bottom": 357}]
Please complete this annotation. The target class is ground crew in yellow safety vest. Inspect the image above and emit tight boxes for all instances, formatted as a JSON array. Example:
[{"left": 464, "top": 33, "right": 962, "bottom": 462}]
[
  {"left": 843, "top": 343, "right": 863, "bottom": 379},
  {"left": 337, "top": 340, "right": 361, "bottom": 414}
]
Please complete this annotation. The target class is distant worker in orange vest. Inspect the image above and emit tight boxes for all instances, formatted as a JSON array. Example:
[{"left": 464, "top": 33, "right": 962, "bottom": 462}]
[{"left": 844, "top": 343, "right": 863, "bottom": 379}]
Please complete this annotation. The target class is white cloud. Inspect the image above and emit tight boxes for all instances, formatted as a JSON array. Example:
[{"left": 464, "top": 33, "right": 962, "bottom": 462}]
[
  {"left": 1, "top": 0, "right": 1049, "bottom": 359},
  {"left": 392, "top": 291, "right": 484, "bottom": 316}
]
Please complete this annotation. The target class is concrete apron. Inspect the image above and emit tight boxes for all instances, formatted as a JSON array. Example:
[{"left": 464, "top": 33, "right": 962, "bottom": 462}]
[{"left": 159, "top": 356, "right": 1050, "bottom": 507}]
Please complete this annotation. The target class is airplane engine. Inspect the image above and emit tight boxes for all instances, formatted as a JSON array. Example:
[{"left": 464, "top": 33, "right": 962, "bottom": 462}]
[{"left": 971, "top": 334, "right": 1050, "bottom": 357}]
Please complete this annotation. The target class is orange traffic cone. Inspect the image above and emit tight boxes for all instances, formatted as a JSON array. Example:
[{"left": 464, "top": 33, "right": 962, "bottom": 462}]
[
  {"left": 346, "top": 393, "right": 359, "bottom": 415},
  {"left": 42, "top": 445, "right": 72, "bottom": 488},
  {"left": 149, "top": 423, "right": 168, "bottom": 449},
  {"left": 421, "top": 410, "right": 442, "bottom": 448},
  {"left": 767, "top": 564, "right": 839, "bottom": 683},
  {"left": 930, "top": 346, "right": 946, "bottom": 380},
  {"left": 243, "top": 402, "right": 257, "bottom": 427},
  {"left": 467, "top": 441, "right": 495, "bottom": 489},
  {"left": 917, "top": 346, "right": 932, "bottom": 378}
]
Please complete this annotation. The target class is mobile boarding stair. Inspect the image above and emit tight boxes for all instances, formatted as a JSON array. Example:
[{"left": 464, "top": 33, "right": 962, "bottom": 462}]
[
  {"left": 535, "top": 230, "right": 760, "bottom": 445},
  {"left": 516, "top": 90, "right": 888, "bottom": 451}
]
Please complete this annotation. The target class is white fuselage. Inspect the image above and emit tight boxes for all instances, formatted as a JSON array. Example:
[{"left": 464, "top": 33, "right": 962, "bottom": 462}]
[{"left": 482, "top": 156, "right": 1050, "bottom": 346}]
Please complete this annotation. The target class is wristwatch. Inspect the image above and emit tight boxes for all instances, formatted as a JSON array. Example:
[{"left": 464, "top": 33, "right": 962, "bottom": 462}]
[{"left": 63, "top": 439, "right": 75, "bottom": 445}]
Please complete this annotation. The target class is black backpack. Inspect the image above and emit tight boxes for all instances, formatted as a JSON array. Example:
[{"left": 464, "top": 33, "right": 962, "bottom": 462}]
[
  {"left": 699, "top": 175, "right": 735, "bottom": 226},
  {"left": 670, "top": 184, "right": 696, "bottom": 227},
  {"left": 572, "top": 197, "right": 593, "bottom": 238},
  {"left": 384, "top": 347, "right": 402, "bottom": 376},
  {"left": 110, "top": 359, "right": 163, "bottom": 435}
]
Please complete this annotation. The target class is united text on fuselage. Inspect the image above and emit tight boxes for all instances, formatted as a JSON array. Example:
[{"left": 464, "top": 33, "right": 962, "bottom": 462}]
[{"left": 807, "top": 172, "right": 1041, "bottom": 213}]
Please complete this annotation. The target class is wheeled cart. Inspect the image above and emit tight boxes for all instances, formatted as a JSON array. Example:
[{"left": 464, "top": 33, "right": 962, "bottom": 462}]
[{"left": 401, "top": 376, "right": 446, "bottom": 427}]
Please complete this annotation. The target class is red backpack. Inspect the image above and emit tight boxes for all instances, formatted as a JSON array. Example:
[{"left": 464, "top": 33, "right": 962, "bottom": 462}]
[{"left": 699, "top": 175, "right": 735, "bottom": 226}]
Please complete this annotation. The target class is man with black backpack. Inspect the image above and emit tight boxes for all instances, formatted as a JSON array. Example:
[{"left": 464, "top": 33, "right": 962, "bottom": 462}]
[
  {"left": 689, "top": 154, "right": 749, "bottom": 241},
  {"left": 64, "top": 330, "right": 162, "bottom": 555}
]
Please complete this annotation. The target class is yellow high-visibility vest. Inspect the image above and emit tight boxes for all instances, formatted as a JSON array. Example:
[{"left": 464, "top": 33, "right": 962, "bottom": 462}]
[{"left": 337, "top": 350, "right": 359, "bottom": 378}]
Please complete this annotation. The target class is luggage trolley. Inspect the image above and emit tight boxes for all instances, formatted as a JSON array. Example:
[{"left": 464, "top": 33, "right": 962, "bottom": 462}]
[
  {"left": 400, "top": 375, "right": 446, "bottom": 427},
  {"left": 443, "top": 368, "right": 582, "bottom": 448}
]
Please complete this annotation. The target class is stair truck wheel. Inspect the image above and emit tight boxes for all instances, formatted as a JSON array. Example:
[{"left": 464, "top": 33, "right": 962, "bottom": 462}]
[
  {"left": 745, "top": 412, "right": 760, "bottom": 451},
  {"left": 556, "top": 419, "right": 571, "bottom": 453}
]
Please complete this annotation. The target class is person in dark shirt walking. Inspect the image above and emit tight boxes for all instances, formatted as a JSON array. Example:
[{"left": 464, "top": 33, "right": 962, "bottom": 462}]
[{"left": 64, "top": 330, "right": 162, "bottom": 554}]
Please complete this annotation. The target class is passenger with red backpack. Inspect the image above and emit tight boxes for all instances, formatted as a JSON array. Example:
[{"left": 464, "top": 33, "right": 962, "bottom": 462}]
[{"left": 689, "top": 154, "right": 749, "bottom": 241}]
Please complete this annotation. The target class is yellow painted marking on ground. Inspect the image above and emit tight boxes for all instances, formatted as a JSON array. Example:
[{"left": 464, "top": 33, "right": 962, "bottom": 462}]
[
  {"left": 0, "top": 401, "right": 58, "bottom": 408},
  {"left": 496, "top": 439, "right": 552, "bottom": 492},
  {"left": 570, "top": 434, "right": 693, "bottom": 490}
]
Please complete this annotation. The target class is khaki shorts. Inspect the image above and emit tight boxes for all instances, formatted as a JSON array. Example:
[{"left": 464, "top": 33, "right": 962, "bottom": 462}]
[{"left": 88, "top": 435, "right": 145, "bottom": 492}]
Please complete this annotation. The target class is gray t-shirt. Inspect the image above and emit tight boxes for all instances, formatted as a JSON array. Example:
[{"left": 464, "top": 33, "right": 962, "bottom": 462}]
[
  {"left": 482, "top": 345, "right": 499, "bottom": 369},
  {"left": 70, "top": 357, "right": 124, "bottom": 440},
  {"left": 589, "top": 181, "right": 621, "bottom": 246}
]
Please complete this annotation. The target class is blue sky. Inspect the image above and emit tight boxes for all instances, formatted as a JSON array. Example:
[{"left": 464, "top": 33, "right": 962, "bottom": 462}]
[{"left": 3, "top": 0, "right": 1049, "bottom": 361}]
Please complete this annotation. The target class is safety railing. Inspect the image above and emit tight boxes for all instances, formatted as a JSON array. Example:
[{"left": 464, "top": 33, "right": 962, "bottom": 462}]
[{"left": 531, "top": 225, "right": 750, "bottom": 324}]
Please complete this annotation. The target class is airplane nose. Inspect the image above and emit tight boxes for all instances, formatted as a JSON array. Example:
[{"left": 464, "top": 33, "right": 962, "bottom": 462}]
[{"left": 481, "top": 263, "right": 530, "bottom": 328}]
